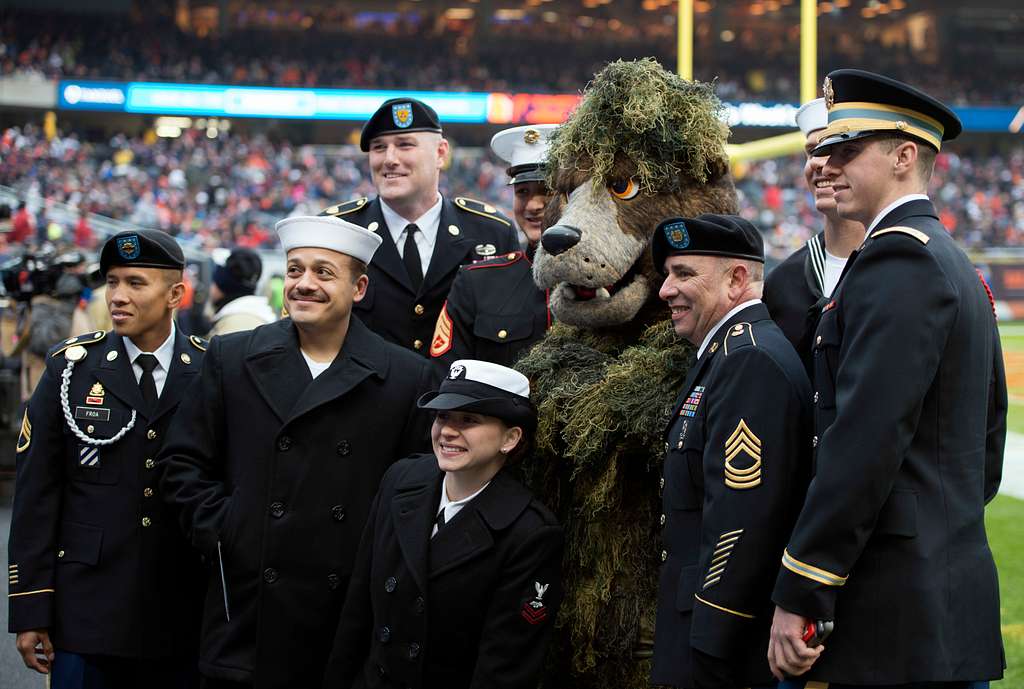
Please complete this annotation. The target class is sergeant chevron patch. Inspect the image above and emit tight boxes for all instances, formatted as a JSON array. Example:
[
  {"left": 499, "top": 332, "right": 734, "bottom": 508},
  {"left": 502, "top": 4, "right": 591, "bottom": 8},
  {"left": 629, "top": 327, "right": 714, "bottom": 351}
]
[{"left": 724, "top": 419, "right": 762, "bottom": 489}]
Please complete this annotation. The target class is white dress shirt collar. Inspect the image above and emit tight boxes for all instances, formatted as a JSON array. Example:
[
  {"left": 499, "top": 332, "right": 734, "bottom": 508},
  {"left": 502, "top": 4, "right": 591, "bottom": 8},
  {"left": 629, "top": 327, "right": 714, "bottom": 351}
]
[
  {"left": 123, "top": 323, "right": 176, "bottom": 396},
  {"left": 866, "top": 193, "right": 930, "bottom": 235},
  {"left": 381, "top": 195, "right": 442, "bottom": 247},
  {"left": 697, "top": 299, "right": 762, "bottom": 359}
]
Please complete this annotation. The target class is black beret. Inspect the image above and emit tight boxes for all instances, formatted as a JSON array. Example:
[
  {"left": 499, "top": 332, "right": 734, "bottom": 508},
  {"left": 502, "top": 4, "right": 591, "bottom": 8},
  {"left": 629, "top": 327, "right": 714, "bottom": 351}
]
[
  {"left": 100, "top": 230, "right": 185, "bottom": 276},
  {"left": 651, "top": 214, "right": 764, "bottom": 276},
  {"left": 813, "top": 68, "right": 962, "bottom": 155},
  {"left": 360, "top": 97, "right": 443, "bottom": 152}
]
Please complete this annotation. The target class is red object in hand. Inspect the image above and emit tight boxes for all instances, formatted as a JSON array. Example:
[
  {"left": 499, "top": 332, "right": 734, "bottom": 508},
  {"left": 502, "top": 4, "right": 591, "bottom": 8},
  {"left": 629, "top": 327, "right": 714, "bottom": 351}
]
[{"left": 801, "top": 620, "right": 816, "bottom": 643}]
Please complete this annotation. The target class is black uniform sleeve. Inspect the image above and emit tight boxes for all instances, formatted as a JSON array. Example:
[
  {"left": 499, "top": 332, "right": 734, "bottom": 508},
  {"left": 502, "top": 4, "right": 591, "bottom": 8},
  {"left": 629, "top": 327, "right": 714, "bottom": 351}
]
[
  {"left": 690, "top": 345, "right": 810, "bottom": 662},
  {"left": 773, "top": 238, "right": 957, "bottom": 620},
  {"left": 984, "top": 324, "right": 1007, "bottom": 504},
  {"left": 396, "top": 359, "right": 437, "bottom": 458},
  {"left": 7, "top": 357, "right": 66, "bottom": 632},
  {"left": 431, "top": 268, "right": 478, "bottom": 369},
  {"left": 158, "top": 336, "right": 232, "bottom": 560},
  {"left": 469, "top": 521, "right": 564, "bottom": 689}
]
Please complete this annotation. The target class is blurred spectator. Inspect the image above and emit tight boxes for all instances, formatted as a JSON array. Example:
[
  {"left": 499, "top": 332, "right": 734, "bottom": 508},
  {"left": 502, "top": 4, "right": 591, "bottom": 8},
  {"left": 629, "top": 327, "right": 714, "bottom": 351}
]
[
  {"left": 73, "top": 208, "right": 95, "bottom": 249},
  {"left": 205, "top": 247, "right": 275, "bottom": 337},
  {"left": 10, "top": 202, "right": 33, "bottom": 244}
]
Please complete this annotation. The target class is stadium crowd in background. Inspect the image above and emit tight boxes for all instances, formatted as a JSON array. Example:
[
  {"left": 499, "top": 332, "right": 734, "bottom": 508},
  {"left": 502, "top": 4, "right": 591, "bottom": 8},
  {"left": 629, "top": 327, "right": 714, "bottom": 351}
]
[
  {"left": 2, "top": 10, "right": 1022, "bottom": 105},
  {"left": 3, "top": 123, "right": 1022, "bottom": 263}
]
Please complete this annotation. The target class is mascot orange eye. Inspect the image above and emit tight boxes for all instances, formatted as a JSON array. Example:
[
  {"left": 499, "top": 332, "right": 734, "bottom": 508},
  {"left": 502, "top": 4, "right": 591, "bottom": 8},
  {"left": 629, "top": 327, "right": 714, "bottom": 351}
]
[{"left": 608, "top": 179, "right": 639, "bottom": 200}]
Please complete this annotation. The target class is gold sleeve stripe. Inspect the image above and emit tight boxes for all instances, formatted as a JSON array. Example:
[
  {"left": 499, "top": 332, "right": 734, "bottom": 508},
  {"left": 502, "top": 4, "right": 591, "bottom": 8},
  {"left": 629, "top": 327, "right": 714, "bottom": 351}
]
[
  {"left": 8, "top": 588, "right": 55, "bottom": 598},
  {"left": 718, "top": 528, "right": 744, "bottom": 539},
  {"left": 694, "top": 594, "right": 755, "bottom": 619},
  {"left": 712, "top": 544, "right": 736, "bottom": 558},
  {"left": 782, "top": 549, "right": 848, "bottom": 587},
  {"left": 702, "top": 576, "right": 721, "bottom": 588},
  {"left": 711, "top": 551, "right": 731, "bottom": 564},
  {"left": 715, "top": 535, "right": 741, "bottom": 547}
]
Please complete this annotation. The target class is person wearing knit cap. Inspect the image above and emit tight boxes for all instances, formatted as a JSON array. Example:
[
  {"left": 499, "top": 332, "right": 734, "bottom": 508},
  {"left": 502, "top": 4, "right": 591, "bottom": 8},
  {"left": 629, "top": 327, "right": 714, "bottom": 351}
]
[
  {"left": 9, "top": 229, "right": 207, "bottom": 688},
  {"left": 325, "top": 359, "right": 562, "bottom": 689},
  {"left": 768, "top": 70, "right": 1005, "bottom": 685},
  {"left": 319, "top": 97, "right": 519, "bottom": 357},
  {"left": 429, "top": 124, "right": 557, "bottom": 369},
  {"left": 762, "top": 97, "right": 865, "bottom": 372},
  {"left": 206, "top": 248, "right": 276, "bottom": 337},
  {"left": 649, "top": 214, "right": 812, "bottom": 689},
  {"left": 159, "top": 216, "right": 437, "bottom": 689}
]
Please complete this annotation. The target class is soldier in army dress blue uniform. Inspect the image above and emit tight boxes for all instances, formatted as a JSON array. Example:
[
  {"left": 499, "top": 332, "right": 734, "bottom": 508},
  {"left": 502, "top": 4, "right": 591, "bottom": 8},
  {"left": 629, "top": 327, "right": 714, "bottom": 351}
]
[
  {"left": 8, "top": 230, "right": 207, "bottom": 689},
  {"left": 650, "top": 214, "right": 813, "bottom": 688},
  {"left": 768, "top": 69, "right": 1006, "bottom": 687},
  {"left": 430, "top": 124, "right": 556, "bottom": 369},
  {"left": 321, "top": 97, "right": 519, "bottom": 355}
]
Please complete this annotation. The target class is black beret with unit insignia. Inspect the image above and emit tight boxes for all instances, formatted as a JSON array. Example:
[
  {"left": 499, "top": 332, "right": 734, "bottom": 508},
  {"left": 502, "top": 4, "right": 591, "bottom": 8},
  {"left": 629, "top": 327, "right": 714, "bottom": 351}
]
[
  {"left": 652, "top": 214, "right": 764, "bottom": 275},
  {"left": 100, "top": 229, "right": 185, "bottom": 276},
  {"left": 360, "top": 97, "right": 443, "bottom": 152}
]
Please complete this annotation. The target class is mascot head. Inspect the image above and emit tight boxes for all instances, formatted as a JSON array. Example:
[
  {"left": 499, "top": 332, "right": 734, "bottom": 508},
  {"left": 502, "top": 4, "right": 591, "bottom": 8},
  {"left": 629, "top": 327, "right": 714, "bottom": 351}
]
[{"left": 534, "top": 58, "right": 738, "bottom": 330}]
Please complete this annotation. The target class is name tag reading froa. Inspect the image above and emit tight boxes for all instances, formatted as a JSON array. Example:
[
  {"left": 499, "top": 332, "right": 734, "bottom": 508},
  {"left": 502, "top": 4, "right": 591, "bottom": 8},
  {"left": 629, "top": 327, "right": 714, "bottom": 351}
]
[{"left": 75, "top": 406, "right": 111, "bottom": 422}]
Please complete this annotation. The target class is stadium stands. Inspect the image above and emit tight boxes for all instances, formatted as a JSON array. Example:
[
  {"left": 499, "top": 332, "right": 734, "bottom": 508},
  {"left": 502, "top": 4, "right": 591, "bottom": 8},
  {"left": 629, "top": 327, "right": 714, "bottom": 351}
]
[
  {"left": 2, "top": 123, "right": 1022, "bottom": 258},
  {"left": 2, "top": 8, "right": 1021, "bottom": 104}
]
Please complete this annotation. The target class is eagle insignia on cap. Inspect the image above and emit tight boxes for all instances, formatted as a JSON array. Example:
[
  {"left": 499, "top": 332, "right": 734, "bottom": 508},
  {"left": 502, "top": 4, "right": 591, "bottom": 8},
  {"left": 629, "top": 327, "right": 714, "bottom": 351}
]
[
  {"left": 449, "top": 364, "right": 466, "bottom": 380},
  {"left": 823, "top": 76, "right": 834, "bottom": 110},
  {"left": 117, "top": 234, "right": 141, "bottom": 260},
  {"left": 663, "top": 221, "right": 690, "bottom": 250},
  {"left": 392, "top": 103, "right": 413, "bottom": 129},
  {"left": 523, "top": 129, "right": 541, "bottom": 145}
]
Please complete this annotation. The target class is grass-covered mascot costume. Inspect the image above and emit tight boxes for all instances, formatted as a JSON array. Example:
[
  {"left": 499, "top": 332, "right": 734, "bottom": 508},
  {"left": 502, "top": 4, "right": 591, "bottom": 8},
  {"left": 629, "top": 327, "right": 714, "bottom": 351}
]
[{"left": 516, "top": 58, "right": 738, "bottom": 688}]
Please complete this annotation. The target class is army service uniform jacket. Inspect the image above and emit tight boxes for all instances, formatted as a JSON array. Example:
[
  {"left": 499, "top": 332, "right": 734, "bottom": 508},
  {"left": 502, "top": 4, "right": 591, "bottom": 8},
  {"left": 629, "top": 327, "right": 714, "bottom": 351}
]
[
  {"left": 652, "top": 303, "right": 812, "bottom": 689},
  {"left": 430, "top": 249, "right": 550, "bottom": 369},
  {"left": 763, "top": 231, "right": 828, "bottom": 372},
  {"left": 324, "top": 454, "right": 563, "bottom": 689},
  {"left": 158, "top": 317, "right": 435, "bottom": 689},
  {"left": 321, "top": 196, "right": 519, "bottom": 356},
  {"left": 772, "top": 199, "right": 1006, "bottom": 684},
  {"left": 8, "top": 329, "right": 207, "bottom": 660}
]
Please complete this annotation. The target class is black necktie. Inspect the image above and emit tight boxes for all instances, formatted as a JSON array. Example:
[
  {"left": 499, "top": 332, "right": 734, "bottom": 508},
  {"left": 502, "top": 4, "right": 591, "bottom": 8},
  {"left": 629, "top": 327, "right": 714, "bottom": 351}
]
[
  {"left": 136, "top": 353, "right": 159, "bottom": 409},
  {"left": 433, "top": 507, "right": 447, "bottom": 537},
  {"left": 403, "top": 224, "right": 423, "bottom": 290}
]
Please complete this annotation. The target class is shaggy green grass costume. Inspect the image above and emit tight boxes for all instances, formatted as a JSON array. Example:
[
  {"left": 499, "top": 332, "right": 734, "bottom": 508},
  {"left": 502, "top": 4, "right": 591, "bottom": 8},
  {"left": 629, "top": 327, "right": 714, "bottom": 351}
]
[{"left": 516, "top": 59, "right": 738, "bottom": 688}]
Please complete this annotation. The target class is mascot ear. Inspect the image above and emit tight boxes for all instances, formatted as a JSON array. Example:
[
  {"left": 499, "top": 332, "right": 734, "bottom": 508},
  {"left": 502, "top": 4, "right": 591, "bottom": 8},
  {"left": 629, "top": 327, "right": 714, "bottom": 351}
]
[{"left": 707, "top": 152, "right": 730, "bottom": 181}]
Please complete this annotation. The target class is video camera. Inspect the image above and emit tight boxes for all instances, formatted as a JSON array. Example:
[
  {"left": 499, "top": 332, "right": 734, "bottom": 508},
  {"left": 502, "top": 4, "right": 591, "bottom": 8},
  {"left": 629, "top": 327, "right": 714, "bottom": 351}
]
[{"left": 0, "top": 249, "right": 87, "bottom": 303}]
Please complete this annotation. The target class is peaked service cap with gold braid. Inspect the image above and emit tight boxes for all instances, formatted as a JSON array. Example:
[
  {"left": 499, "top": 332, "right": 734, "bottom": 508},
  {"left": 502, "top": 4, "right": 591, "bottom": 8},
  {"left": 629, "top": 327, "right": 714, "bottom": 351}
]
[{"left": 813, "top": 68, "right": 962, "bottom": 156}]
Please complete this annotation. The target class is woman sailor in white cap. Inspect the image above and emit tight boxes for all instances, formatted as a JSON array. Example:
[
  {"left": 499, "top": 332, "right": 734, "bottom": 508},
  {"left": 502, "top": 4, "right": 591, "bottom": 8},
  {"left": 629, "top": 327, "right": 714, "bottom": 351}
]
[{"left": 325, "top": 359, "right": 563, "bottom": 689}]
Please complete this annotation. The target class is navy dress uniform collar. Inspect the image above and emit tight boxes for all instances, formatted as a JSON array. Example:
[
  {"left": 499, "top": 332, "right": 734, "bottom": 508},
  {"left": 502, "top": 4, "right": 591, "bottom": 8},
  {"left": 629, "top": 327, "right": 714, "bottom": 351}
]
[
  {"left": 390, "top": 455, "right": 532, "bottom": 593},
  {"left": 243, "top": 317, "right": 391, "bottom": 424}
]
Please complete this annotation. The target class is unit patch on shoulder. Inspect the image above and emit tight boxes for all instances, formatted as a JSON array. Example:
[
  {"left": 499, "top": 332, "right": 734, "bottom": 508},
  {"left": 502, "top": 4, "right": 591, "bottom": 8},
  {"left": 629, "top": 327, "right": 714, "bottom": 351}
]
[
  {"left": 320, "top": 197, "right": 369, "bottom": 218},
  {"left": 430, "top": 305, "right": 454, "bottom": 358},
  {"left": 454, "top": 197, "right": 512, "bottom": 227}
]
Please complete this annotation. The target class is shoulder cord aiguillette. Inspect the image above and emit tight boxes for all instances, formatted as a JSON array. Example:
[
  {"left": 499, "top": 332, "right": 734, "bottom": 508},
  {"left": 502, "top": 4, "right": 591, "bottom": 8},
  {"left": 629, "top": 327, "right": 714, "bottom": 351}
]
[{"left": 59, "top": 359, "right": 136, "bottom": 446}]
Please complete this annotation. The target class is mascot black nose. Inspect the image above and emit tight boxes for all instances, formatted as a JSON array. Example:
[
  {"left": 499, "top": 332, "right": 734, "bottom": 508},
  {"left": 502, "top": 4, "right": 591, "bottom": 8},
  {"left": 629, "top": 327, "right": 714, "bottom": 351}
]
[{"left": 542, "top": 225, "right": 582, "bottom": 256}]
